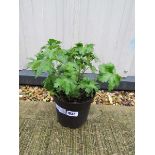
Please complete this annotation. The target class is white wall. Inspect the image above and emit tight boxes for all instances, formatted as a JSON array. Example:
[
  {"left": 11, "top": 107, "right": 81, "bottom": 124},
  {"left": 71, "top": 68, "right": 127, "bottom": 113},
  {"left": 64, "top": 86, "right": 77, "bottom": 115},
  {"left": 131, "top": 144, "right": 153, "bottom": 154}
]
[{"left": 19, "top": 0, "right": 135, "bottom": 76}]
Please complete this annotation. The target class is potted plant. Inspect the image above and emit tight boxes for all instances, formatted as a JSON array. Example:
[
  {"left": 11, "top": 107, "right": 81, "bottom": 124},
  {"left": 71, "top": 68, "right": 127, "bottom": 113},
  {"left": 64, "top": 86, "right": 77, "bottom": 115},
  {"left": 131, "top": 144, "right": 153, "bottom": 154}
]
[{"left": 28, "top": 39, "right": 121, "bottom": 128}]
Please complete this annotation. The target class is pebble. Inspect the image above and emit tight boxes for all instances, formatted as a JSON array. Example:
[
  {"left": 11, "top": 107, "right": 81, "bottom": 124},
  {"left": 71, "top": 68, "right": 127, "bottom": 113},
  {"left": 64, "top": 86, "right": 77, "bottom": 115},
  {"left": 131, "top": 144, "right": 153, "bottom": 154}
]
[{"left": 19, "top": 95, "right": 23, "bottom": 98}]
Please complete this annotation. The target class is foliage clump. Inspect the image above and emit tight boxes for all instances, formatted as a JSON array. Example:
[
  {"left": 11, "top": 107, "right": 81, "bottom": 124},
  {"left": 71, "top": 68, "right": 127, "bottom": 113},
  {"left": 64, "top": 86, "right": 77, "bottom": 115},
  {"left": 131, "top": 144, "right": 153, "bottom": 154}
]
[{"left": 28, "top": 39, "right": 121, "bottom": 101}]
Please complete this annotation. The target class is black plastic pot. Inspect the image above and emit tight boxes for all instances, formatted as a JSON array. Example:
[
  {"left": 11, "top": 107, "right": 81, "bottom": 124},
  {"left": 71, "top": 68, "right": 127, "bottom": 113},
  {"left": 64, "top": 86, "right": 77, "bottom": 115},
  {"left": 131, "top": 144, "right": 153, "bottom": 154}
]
[{"left": 54, "top": 96, "right": 94, "bottom": 129}]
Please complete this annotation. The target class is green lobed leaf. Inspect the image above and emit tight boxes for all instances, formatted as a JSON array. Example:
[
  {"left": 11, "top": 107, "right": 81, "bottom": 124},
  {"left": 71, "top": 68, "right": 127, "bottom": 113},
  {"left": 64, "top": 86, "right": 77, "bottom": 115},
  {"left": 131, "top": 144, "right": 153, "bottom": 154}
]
[
  {"left": 98, "top": 63, "right": 121, "bottom": 91},
  {"left": 108, "top": 74, "right": 121, "bottom": 91},
  {"left": 99, "top": 63, "right": 116, "bottom": 74},
  {"left": 78, "top": 77, "right": 98, "bottom": 96},
  {"left": 54, "top": 77, "right": 78, "bottom": 95}
]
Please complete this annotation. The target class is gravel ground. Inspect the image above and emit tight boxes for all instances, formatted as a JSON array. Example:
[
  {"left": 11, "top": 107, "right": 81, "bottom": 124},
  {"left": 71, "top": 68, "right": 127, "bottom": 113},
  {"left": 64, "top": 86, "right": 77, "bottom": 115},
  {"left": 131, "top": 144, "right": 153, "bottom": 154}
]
[{"left": 19, "top": 85, "right": 135, "bottom": 106}]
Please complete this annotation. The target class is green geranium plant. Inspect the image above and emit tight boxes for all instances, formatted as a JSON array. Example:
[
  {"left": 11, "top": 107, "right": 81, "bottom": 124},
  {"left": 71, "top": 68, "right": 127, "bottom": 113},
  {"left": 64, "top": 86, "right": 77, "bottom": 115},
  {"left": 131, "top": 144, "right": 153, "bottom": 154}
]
[{"left": 28, "top": 39, "right": 121, "bottom": 101}]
